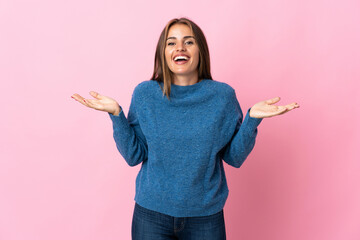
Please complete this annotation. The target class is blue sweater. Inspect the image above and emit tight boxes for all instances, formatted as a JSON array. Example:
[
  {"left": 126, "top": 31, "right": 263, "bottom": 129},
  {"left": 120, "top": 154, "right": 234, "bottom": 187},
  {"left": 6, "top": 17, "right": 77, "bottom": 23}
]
[{"left": 108, "top": 79, "right": 263, "bottom": 217}]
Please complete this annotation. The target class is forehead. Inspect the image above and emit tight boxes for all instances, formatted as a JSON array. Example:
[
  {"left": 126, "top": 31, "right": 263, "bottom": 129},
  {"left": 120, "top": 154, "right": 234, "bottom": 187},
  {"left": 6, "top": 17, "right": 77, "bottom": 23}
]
[{"left": 167, "top": 24, "right": 193, "bottom": 37}]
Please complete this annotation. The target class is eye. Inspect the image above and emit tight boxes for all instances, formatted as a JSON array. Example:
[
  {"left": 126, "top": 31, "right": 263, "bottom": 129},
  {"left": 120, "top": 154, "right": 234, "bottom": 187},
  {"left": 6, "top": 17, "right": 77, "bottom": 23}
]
[
  {"left": 167, "top": 42, "right": 175, "bottom": 46},
  {"left": 185, "top": 41, "right": 194, "bottom": 45}
]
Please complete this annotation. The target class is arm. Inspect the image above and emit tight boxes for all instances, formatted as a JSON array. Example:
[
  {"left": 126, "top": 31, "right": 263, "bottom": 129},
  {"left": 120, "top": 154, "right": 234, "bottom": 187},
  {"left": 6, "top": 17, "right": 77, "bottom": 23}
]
[
  {"left": 108, "top": 89, "right": 148, "bottom": 167},
  {"left": 222, "top": 90, "right": 263, "bottom": 168}
]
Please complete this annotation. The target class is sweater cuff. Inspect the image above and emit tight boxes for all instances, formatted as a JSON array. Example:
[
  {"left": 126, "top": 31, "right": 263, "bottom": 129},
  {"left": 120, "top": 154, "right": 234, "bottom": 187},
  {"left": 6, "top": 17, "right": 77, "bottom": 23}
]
[
  {"left": 243, "top": 108, "right": 263, "bottom": 131},
  {"left": 108, "top": 106, "right": 127, "bottom": 128}
]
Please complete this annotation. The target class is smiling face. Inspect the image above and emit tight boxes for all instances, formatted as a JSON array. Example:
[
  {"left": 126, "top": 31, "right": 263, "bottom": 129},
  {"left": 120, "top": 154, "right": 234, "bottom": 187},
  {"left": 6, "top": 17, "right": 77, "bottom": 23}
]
[{"left": 165, "top": 23, "right": 200, "bottom": 81}]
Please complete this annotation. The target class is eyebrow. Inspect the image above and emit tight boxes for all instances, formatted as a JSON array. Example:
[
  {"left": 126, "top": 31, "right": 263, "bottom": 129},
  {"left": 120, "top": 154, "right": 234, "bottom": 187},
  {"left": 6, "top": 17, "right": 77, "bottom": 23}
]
[{"left": 166, "top": 36, "right": 195, "bottom": 41}]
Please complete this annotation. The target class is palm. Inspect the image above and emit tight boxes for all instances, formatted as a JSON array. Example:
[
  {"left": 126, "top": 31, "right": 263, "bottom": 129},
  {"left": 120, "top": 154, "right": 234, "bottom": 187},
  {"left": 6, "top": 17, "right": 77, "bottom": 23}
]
[
  {"left": 250, "top": 97, "right": 299, "bottom": 118},
  {"left": 71, "top": 91, "right": 120, "bottom": 114}
]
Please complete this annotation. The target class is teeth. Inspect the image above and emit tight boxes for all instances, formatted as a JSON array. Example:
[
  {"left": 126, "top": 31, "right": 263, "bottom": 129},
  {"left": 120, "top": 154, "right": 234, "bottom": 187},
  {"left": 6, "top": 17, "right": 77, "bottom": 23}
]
[{"left": 174, "top": 56, "right": 189, "bottom": 61}]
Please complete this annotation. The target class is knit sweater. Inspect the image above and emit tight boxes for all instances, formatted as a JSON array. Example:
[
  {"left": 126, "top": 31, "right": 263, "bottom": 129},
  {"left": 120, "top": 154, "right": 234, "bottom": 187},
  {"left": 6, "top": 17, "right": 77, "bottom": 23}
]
[{"left": 108, "top": 79, "right": 263, "bottom": 217}]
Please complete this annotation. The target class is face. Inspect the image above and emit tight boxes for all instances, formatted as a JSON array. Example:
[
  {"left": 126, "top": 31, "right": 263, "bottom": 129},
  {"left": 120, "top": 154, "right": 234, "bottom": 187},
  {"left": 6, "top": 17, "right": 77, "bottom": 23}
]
[{"left": 165, "top": 24, "right": 200, "bottom": 79}]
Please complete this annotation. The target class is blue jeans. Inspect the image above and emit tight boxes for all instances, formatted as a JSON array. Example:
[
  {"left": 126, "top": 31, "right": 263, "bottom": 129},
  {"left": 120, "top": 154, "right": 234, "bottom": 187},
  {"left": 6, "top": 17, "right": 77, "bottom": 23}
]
[{"left": 131, "top": 202, "right": 226, "bottom": 240}]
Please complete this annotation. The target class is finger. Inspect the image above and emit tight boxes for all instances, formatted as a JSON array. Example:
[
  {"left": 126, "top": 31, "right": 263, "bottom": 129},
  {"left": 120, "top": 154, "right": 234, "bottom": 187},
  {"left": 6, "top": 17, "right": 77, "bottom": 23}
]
[
  {"left": 71, "top": 93, "right": 83, "bottom": 101},
  {"left": 265, "top": 97, "right": 281, "bottom": 105},
  {"left": 89, "top": 91, "right": 102, "bottom": 99},
  {"left": 277, "top": 105, "right": 288, "bottom": 114},
  {"left": 71, "top": 93, "right": 88, "bottom": 106},
  {"left": 284, "top": 102, "right": 300, "bottom": 110},
  {"left": 277, "top": 104, "right": 299, "bottom": 115},
  {"left": 71, "top": 93, "right": 84, "bottom": 102},
  {"left": 83, "top": 98, "right": 96, "bottom": 108},
  {"left": 289, "top": 102, "right": 300, "bottom": 108}
]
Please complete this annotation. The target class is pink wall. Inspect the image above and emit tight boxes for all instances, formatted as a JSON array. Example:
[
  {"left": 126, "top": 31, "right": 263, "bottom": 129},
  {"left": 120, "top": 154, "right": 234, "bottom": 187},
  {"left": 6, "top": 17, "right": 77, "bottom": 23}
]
[{"left": 1, "top": 0, "right": 359, "bottom": 239}]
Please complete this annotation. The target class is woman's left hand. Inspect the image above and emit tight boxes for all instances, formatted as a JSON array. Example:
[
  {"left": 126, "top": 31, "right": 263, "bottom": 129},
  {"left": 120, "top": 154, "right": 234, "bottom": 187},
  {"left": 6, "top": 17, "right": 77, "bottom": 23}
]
[{"left": 249, "top": 97, "right": 300, "bottom": 118}]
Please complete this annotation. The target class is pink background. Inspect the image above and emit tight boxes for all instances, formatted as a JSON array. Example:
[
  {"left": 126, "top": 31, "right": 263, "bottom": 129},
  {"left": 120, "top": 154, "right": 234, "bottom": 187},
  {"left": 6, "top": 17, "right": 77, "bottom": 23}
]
[{"left": 1, "top": 0, "right": 359, "bottom": 239}]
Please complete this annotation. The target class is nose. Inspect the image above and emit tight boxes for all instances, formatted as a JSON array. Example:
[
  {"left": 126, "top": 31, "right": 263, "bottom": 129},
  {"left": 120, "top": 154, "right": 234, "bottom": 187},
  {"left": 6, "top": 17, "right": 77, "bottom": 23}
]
[{"left": 176, "top": 42, "right": 186, "bottom": 51}]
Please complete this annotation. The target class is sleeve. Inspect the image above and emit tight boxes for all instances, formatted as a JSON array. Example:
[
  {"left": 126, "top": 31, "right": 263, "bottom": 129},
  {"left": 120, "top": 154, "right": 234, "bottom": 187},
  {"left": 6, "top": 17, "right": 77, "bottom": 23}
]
[
  {"left": 108, "top": 87, "right": 148, "bottom": 166},
  {"left": 221, "top": 90, "right": 263, "bottom": 168}
]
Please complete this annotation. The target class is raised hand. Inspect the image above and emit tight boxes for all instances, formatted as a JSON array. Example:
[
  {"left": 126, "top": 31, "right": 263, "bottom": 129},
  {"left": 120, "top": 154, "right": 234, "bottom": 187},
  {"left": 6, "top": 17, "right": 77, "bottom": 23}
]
[
  {"left": 71, "top": 91, "right": 122, "bottom": 116},
  {"left": 249, "top": 97, "right": 299, "bottom": 118}
]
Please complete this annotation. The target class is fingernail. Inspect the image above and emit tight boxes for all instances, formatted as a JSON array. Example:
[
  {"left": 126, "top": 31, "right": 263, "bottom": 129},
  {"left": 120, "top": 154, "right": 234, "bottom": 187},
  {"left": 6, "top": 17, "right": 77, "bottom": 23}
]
[
  {"left": 83, "top": 99, "right": 86, "bottom": 103},
  {"left": 71, "top": 96, "right": 74, "bottom": 99}
]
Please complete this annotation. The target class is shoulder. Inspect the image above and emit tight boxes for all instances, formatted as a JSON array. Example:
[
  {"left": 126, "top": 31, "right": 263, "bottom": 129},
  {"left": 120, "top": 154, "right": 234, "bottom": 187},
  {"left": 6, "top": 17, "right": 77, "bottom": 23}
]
[
  {"left": 207, "top": 80, "right": 243, "bottom": 114},
  {"left": 134, "top": 80, "right": 156, "bottom": 92},
  {"left": 206, "top": 79, "right": 236, "bottom": 99},
  {"left": 130, "top": 80, "right": 159, "bottom": 106},
  {"left": 132, "top": 80, "right": 158, "bottom": 96}
]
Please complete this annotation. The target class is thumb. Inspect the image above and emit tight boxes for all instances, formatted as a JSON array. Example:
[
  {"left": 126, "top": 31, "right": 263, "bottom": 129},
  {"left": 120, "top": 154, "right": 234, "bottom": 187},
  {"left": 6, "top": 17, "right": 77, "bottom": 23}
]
[
  {"left": 89, "top": 91, "right": 102, "bottom": 99},
  {"left": 265, "top": 96, "right": 281, "bottom": 105}
]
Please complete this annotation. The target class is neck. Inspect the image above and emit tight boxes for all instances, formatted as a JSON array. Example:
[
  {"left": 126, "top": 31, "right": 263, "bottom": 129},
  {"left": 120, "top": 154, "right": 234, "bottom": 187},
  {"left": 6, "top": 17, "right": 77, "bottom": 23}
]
[{"left": 172, "top": 72, "right": 199, "bottom": 86}]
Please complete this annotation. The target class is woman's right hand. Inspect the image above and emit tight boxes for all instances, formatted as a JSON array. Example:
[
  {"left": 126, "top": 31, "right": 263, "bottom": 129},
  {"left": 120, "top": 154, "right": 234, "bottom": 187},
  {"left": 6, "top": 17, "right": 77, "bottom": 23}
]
[{"left": 71, "top": 91, "right": 122, "bottom": 116}]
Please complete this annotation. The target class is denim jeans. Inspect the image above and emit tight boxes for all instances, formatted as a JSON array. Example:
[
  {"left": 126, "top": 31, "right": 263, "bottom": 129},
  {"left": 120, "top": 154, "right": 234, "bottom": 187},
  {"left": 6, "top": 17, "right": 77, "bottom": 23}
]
[{"left": 131, "top": 202, "right": 226, "bottom": 240}]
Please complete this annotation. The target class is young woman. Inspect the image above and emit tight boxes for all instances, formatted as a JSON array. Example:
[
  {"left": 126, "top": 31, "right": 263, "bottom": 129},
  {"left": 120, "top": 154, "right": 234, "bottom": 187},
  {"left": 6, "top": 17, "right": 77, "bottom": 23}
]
[{"left": 71, "top": 17, "right": 299, "bottom": 240}]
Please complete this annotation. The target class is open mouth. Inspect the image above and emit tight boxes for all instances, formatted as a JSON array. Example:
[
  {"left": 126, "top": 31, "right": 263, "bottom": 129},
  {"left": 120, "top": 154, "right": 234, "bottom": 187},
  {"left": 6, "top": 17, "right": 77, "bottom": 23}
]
[{"left": 173, "top": 55, "right": 190, "bottom": 64}]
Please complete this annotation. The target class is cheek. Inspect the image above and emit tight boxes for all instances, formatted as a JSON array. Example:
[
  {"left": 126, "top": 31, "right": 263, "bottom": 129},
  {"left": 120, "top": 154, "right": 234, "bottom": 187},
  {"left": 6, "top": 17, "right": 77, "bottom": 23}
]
[{"left": 165, "top": 49, "right": 173, "bottom": 63}]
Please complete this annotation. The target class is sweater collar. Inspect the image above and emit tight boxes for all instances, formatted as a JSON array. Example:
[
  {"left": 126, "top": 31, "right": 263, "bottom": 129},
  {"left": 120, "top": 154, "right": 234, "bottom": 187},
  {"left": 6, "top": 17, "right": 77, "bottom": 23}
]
[{"left": 159, "top": 79, "right": 208, "bottom": 98}]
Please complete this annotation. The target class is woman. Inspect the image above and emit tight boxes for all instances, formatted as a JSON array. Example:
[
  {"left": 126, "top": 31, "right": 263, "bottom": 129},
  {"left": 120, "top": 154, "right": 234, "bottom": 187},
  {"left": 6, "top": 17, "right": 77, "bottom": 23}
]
[{"left": 71, "top": 17, "right": 299, "bottom": 240}]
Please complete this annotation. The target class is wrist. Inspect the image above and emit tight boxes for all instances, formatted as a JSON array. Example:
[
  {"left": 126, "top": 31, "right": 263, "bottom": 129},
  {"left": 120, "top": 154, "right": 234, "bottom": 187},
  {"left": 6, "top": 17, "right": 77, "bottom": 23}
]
[
  {"left": 249, "top": 108, "right": 254, "bottom": 118},
  {"left": 112, "top": 106, "right": 121, "bottom": 116}
]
